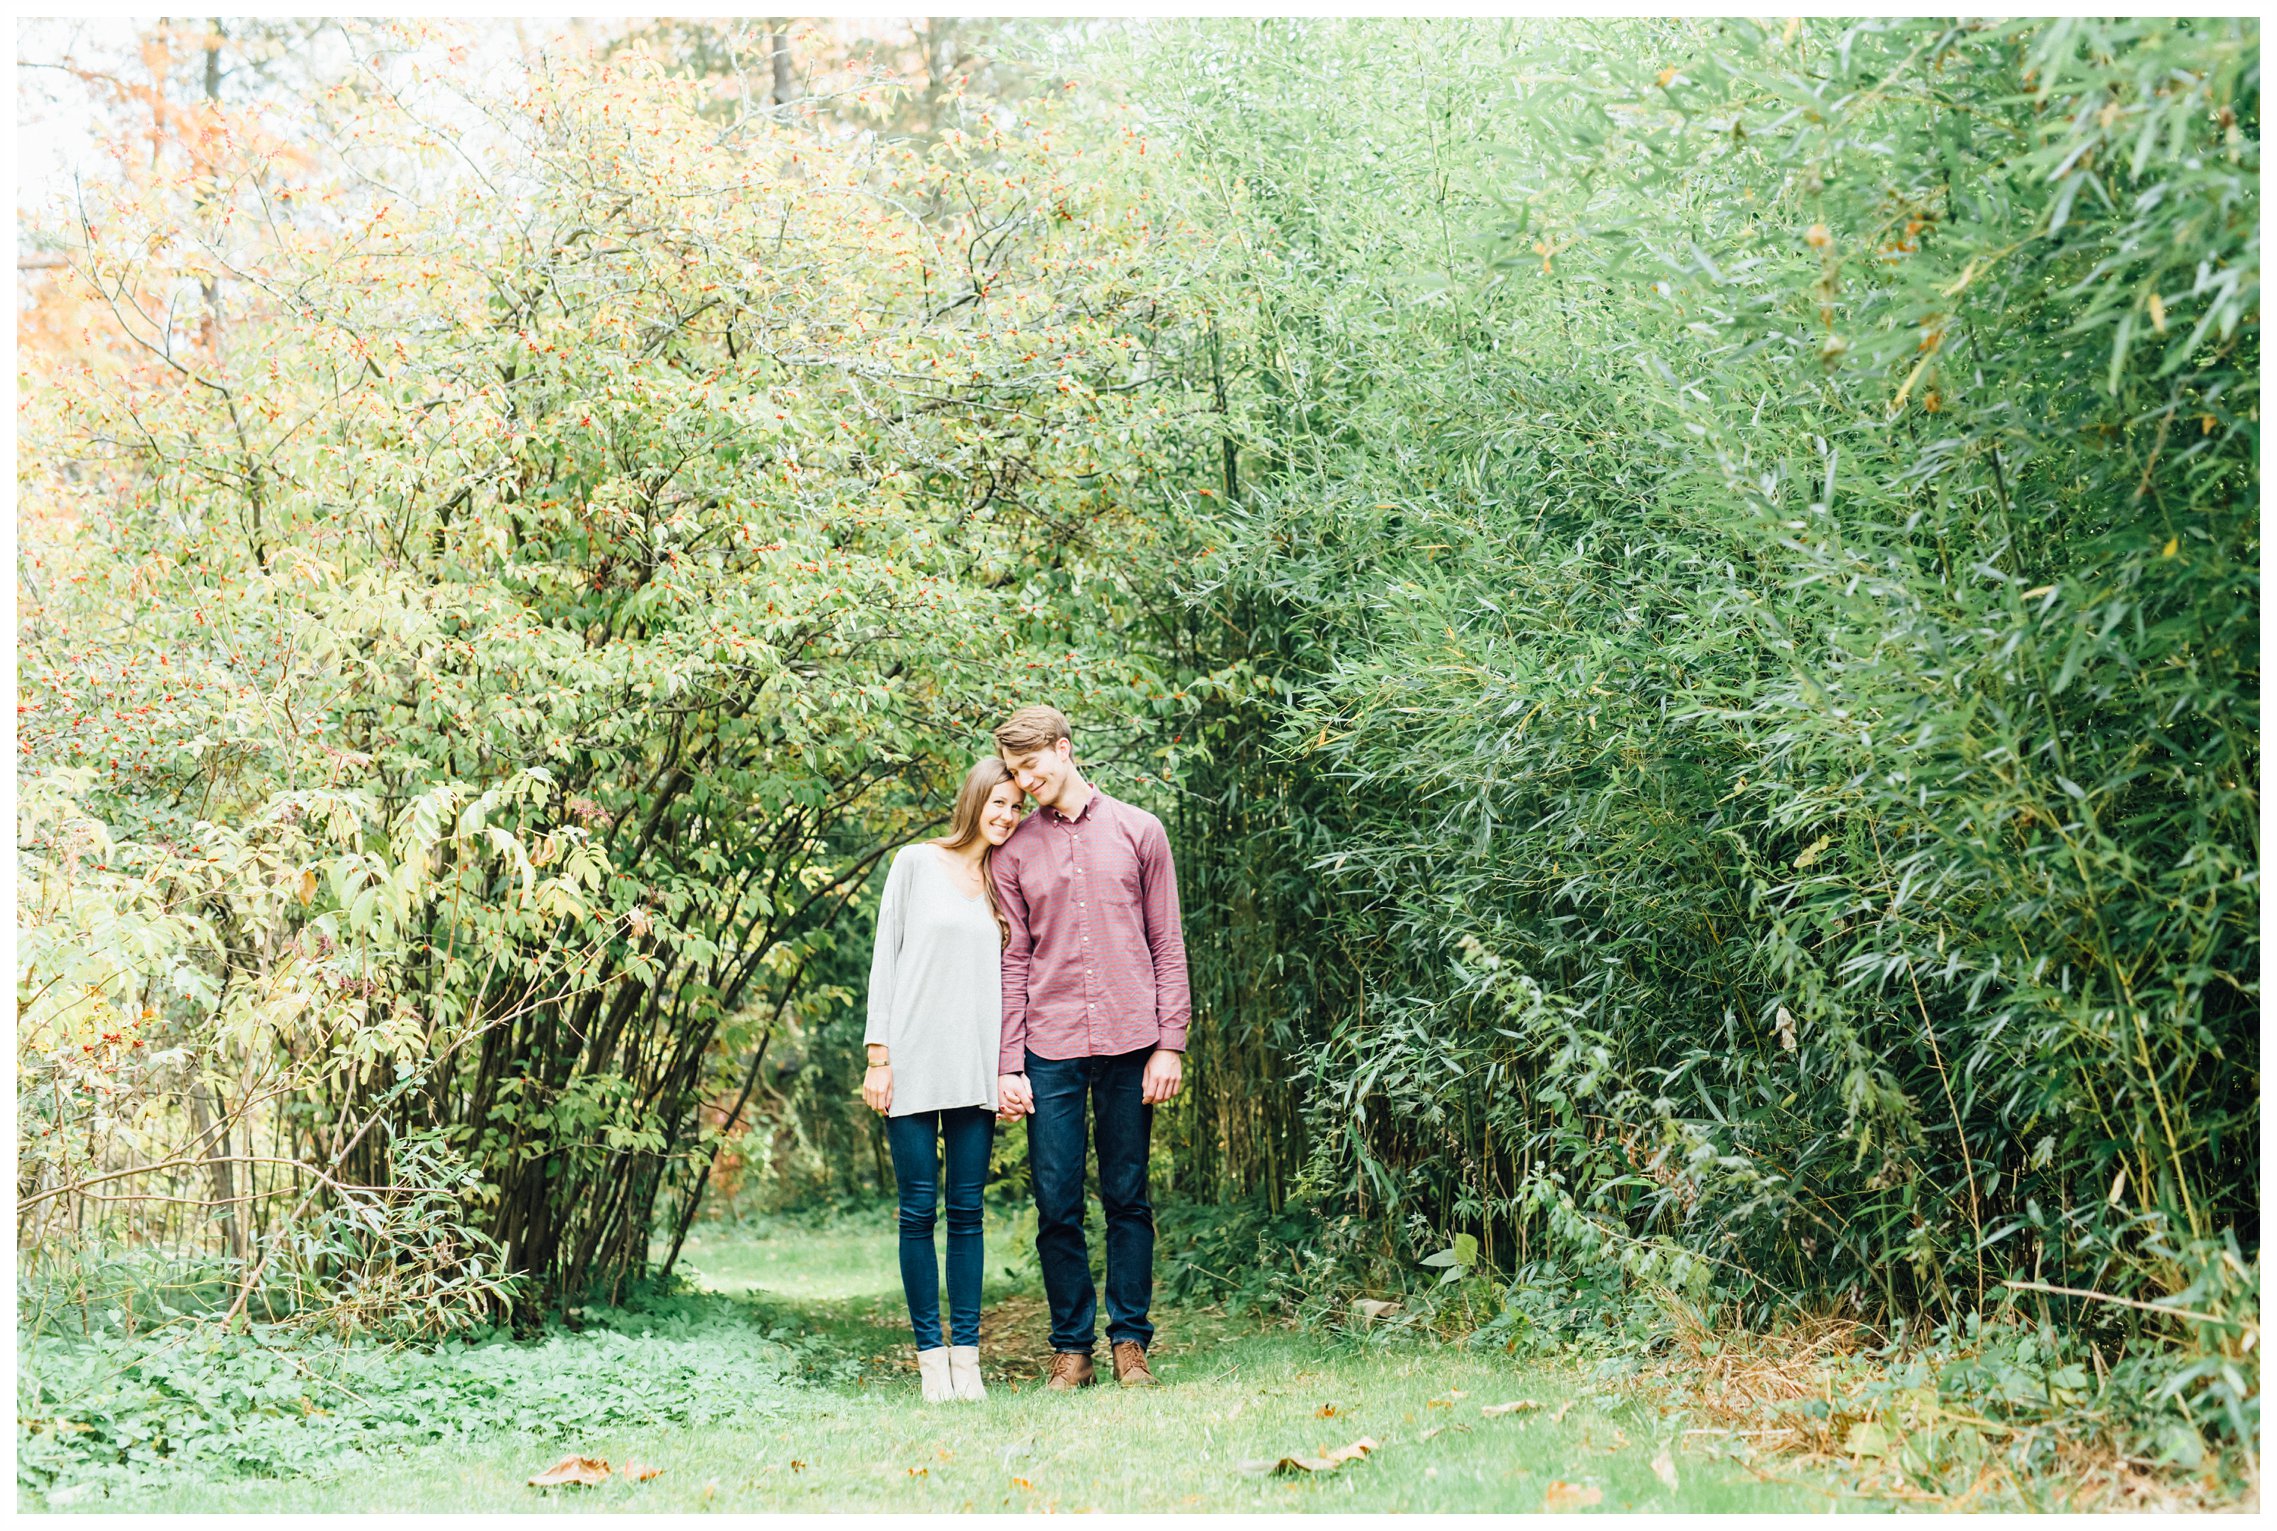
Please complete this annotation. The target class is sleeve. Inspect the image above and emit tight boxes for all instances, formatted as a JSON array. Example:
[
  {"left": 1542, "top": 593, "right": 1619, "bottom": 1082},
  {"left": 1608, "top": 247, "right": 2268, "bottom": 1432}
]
[
  {"left": 994, "top": 842, "right": 1033, "bottom": 1075},
  {"left": 1137, "top": 813, "right": 1191, "bottom": 1050},
  {"left": 865, "top": 850, "right": 911, "bottom": 1049}
]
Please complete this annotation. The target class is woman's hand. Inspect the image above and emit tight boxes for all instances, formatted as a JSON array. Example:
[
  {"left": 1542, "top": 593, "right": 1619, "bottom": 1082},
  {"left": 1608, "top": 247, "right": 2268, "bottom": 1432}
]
[{"left": 862, "top": 1062, "right": 894, "bottom": 1115}]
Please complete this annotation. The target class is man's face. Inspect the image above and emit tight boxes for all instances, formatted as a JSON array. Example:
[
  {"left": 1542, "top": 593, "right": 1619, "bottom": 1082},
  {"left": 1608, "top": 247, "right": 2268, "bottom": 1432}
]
[{"left": 1003, "top": 739, "right": 1071, "bottom": 804}]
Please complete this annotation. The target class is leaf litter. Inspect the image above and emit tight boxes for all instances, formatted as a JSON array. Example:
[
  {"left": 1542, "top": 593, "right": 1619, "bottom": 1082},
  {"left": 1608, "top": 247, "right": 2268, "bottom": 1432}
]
[
  {"left": 1543, "top": 1479, "right": 1604, "bottom": 1511},
  {"left": 528, "top": 1455, "right": 611, "bottom": 1488},
  {"left": 528, "top": 1453, "right": 663, "bottom": 1488},
  {"left": 1238, "top": 1437, "right": 1380, "bottom": 1476}
]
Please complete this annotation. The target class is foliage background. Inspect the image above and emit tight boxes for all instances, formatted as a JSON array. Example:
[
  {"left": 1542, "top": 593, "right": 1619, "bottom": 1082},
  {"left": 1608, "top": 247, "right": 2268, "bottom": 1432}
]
[{"left": 16, "top": 9, "right": 2258, "bottom": 1486}]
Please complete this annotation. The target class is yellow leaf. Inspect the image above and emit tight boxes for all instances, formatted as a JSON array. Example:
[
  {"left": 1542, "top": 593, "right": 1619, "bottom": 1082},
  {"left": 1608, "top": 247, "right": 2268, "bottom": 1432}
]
[
  {"left": 1240, "top": 1438, "right": 1379, "bottom": 1476},
  {"left": 1483, "top": 1399, "right": 1542, "bottom": 1417},
  {"left": 1893, "top": 351, "right": 1933, "bottom": 410},
  {"left": 2148, "top": 291, "right": 2166, "bottom": 333},
  {"left": 2161, "top": 537, "right": 2179, "bottom": 558},
  {"left": 1793, "top": 833, "right": 1831, "bottom": 869}
]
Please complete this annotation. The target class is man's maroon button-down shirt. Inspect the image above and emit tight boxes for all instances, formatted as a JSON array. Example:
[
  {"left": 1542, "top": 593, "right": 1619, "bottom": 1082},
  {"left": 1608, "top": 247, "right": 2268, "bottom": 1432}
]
[{"left": 991, "top": 785, "right": 1190, "bottom": 1074}]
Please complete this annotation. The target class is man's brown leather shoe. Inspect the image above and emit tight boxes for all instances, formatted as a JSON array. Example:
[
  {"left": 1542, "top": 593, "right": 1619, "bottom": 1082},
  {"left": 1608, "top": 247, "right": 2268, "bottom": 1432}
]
[
  {"left": 1045, "top": 1350, "right": 1096, "bottom": 1390},
  {"left": 1112, "top": 1340, "right": 1157, "bottom": 1387}
]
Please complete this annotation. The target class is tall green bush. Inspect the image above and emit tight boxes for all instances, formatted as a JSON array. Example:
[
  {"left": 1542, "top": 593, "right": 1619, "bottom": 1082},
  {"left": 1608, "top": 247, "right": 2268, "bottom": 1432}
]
[{"left": 1136, "top": 14, "right": 2257, "bottom": 1364}]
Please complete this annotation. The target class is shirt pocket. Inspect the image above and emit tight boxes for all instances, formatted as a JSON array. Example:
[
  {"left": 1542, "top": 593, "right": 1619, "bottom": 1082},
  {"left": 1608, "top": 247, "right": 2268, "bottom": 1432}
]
[{"left": 1109, "top": 835, "right": 1145, "bottom": 901}]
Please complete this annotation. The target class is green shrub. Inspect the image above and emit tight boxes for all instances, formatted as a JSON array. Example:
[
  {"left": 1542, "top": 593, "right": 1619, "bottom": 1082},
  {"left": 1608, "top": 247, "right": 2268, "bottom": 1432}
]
[{"left": 1131, "top": 13, "right": 2258, "bottom": 1364}]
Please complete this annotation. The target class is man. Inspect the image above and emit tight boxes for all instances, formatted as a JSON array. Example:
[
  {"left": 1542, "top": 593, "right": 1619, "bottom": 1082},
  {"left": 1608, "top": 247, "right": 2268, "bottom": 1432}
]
[{"left": 991, "top": 704, "right": 1188, "bottom": 1390}]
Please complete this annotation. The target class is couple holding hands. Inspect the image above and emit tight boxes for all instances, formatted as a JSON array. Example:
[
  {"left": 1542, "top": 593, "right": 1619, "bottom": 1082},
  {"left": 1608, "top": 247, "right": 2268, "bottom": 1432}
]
[{"left": 861, "top": 705, "right": 1189, "bottom": 1403}]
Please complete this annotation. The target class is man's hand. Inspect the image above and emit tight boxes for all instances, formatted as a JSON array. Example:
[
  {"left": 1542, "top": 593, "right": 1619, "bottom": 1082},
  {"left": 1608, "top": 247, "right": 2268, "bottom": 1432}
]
[
  {"left": 861, "top": 1063, "right": 893, "bottom": 1115},
  {"left": 1141, "top": 1048, "right": 1184, "bottom": 1106},
  {"left": 997, "top": 1072, "right": 1033, "bottom": 1120}
]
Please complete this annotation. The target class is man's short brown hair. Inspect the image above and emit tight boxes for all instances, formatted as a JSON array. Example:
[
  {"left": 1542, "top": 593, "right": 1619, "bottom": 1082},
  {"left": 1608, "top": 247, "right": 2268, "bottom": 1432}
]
[{"left": 994, "top": 704, "right": 1072, "bottom": 760}]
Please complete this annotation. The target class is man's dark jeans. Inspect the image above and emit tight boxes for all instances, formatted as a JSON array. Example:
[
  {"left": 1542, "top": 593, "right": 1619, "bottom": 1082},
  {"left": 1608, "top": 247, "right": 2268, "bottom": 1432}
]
[
  {"left": 1024, "top": 1045, "right": 1155, "bottom": 1354},
  {"left": 884, "top": 1105, "right": 994, "bottom": 1350}
]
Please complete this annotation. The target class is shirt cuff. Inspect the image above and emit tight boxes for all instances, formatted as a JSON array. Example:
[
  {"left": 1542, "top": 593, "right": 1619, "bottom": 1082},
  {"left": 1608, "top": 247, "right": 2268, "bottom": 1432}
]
[{"left": 1155, "top": 1024, "right": 1188, "bottom": 1052}]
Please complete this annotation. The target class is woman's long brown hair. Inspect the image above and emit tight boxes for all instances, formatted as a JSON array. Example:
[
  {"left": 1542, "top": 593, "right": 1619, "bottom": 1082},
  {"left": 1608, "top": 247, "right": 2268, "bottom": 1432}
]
[{"left": 929, "top": 755, "right": 1017, "bottom": 946}]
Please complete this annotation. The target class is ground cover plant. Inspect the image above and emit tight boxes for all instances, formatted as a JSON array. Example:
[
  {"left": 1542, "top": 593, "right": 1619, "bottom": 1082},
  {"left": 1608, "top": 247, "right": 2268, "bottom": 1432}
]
[{"left": 17, "top": 1287, "right": 809, "bottom": 1505}]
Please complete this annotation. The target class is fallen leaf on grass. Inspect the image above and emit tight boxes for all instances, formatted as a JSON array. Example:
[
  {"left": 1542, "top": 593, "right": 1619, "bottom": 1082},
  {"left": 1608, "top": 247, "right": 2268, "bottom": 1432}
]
[
  {"left": 907, "top": 1466, "right": 929, "bottom": 1478},
  {"left": 1651, "top": 1448, "right": 1679, "bottom": 1491},
  {"left": 1482, "top": 1399, "right": 1541, "bottom": 1418},
  {"left": 528, "top": 1456, "right": 611, "bottom": 1488},
  {"left": 1011, "top": 1478, "right": 1034, "bottom": 1492},
  {"left": 1543, "top": 1480, "right": 1604, "bottom": 1512},
  {"left": 1316, "top": 1403, "right": 1340, "bottom": 1418},
  {"left": 1417, "top": 1424, "right": 1471, "bottom": 1442},
  {"left": 788, "top": 1460, "right": 807, "bottom": 1472},
  {"left": 1550, "top": 1400, "right": 1577, "bottom": 1424},
  {"left": 623, "top": 1461, "right": 663, "bottom": 1483},
  {"left": 1237, "top": 1438, "right": 1381, "bottom": 1476}
]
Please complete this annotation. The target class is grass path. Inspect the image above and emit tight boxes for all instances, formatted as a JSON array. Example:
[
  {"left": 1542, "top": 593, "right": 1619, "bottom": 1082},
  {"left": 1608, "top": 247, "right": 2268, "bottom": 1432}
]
[{"left": 60, "top": 1209, "right": 1864, "bottom": 1514}]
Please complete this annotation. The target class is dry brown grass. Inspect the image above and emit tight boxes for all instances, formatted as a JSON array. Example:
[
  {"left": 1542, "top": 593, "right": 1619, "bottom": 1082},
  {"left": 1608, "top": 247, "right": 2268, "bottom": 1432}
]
[{"left": 1618, "top": 1311, "right": 2259, "bottom": 1513}]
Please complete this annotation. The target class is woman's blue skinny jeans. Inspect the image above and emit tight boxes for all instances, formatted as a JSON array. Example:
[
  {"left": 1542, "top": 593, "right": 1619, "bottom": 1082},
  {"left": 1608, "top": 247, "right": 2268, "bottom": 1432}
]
[{"left": 884, "top": 1105, "right": 994, "bottom": 1350}]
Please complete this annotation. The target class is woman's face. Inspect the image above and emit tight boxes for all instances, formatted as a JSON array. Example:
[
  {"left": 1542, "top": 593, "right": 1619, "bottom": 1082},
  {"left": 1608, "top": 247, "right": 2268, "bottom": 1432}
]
[{"left": 979, "top": 782, "right": 1025, "bottom": 846}]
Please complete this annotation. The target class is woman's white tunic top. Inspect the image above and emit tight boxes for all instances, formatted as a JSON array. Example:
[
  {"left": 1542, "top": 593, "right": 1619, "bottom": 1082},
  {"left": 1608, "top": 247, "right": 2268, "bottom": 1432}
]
[{"left": 864, "top": 843, "right": 1002, "bottom": 1117}]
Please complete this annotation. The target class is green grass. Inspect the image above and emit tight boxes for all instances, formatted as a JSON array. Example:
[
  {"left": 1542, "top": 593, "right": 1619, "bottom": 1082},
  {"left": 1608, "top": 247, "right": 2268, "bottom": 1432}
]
[
  {"left": 26, "top": 1209, "right": 1860, "bottom": 1513},
  {"left": 42, "top": 1338, "right": 1838, "bottom": 1514}
]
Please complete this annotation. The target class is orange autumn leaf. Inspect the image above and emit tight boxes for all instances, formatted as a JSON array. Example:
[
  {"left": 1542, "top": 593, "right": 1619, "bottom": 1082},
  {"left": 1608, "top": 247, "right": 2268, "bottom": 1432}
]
[
  {"left": 528, "top": 1455, "right": 611, "bottom": 1488},
  {"left": 1544, "top": 1480, "right": 1604, "bottom": 1512}
]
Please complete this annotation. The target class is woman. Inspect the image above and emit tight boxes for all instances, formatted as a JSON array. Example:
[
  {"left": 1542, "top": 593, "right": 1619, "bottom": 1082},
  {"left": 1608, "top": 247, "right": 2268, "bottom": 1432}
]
[{"left": 862, "top": 755, "right": 1024, "bottom": 1403}]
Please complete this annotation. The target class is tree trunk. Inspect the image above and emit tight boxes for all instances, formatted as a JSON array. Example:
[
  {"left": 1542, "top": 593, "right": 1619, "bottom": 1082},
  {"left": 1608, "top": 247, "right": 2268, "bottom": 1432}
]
[
  {"left": 769, "top": 30, "right": 797, "bottom": 105},
  {"left": 184, "top": 1082, "right": 247, "bottom": 1264}
]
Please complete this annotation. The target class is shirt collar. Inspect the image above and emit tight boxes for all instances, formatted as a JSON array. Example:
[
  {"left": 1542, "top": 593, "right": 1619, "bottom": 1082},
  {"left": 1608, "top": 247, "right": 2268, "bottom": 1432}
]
[{"left": 1046, "top": 785, "right": 1106, "bottom": 825}]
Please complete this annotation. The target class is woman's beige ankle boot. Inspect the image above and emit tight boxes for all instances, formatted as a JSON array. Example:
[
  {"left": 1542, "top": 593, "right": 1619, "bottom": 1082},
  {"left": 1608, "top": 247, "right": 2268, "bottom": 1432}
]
[
  {"left": 917, "top": 1346, "right": 954, "bottom": 1403},
  {"left": 948, "top": 1344, "right": 985, "bottom": 1401}
]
